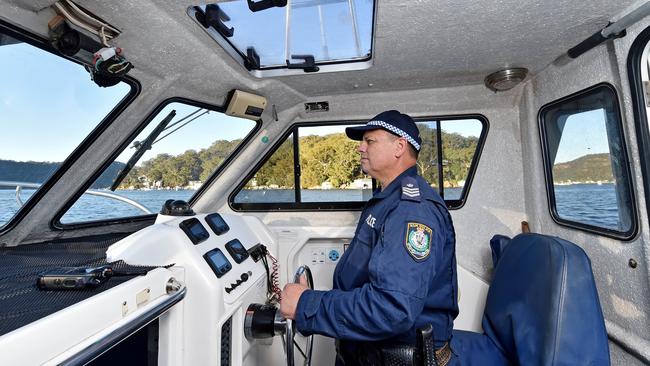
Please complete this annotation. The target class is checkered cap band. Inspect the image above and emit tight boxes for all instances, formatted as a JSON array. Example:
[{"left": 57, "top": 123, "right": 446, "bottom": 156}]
[{"left": 367, "top": 120, "right": 421, "bottom": 151}]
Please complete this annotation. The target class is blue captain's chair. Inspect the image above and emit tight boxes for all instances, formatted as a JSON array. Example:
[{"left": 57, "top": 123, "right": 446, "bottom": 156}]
[{"left": 450, "top": 233, "right": 610, "bottom": 365}]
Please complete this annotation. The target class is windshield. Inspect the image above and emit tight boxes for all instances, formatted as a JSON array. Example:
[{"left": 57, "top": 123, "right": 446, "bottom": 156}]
[{"left": 0, "top": 32, "right": 133, "bottom": 227}]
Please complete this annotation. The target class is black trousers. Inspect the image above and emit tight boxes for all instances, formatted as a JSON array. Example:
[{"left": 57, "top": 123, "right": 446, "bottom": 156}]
[{"left": 336, "top": 341, "right": 419, "bottom": 366}]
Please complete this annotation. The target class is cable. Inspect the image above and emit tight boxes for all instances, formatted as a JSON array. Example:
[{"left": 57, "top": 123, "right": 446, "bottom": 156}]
[
  {"left": 53, "top": 1, "right": 121, "bottom": 48},
  {"left": 293, "top": 340, "right": 307, "bottom": 359},
  {"left": 260, "top": 255, "right": 279, "bottom": 303},
  {"left": 53, "top": 2, "right": 115, "bottom": 45},
  {"left": 267, "top": 251, "right": 282, "bottom": 300},
  {"left": 98, "top": 25, "right": 108, "bottom": 47},
  {"left": 63, "top": 0, "right": 120, "bottom": 34},
  {"left": 162, "top": 108, "right": 204, "bottom": 132},
  {"left": 152, "top": 110, "right": 209, "bottom": 145},
  {"left": 128, "top": 109, "right": 203, "bottom": 149}
]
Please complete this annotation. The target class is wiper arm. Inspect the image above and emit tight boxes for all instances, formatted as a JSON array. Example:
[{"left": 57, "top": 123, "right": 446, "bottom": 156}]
[{"left": 110, "top": 110, "right": 177, "bottom": 191}]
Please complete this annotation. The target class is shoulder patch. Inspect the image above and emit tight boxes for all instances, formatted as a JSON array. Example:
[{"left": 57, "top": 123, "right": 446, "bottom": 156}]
[
  {"left": 405, "top": 222, "right": 432, "bottom": 261},
  {"left": 401, "top": 177, "right": 421, "bottom": 201}
]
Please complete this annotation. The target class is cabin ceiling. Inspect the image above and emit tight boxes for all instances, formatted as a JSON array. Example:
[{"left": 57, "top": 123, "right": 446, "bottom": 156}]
[
  {"left": 3, "top": 0, "right": 641, "bottom": 99},
  {"left": 281, "top": 0, "right": 639, "bottom": 95}
]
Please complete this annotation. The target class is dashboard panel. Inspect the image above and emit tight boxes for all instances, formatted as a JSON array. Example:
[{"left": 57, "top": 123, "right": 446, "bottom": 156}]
[{"left": 105, "top": 212, "right": 277, "bottom": 366}]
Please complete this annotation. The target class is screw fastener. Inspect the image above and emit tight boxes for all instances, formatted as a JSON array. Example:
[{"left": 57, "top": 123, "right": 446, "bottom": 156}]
[
  {"left": 166, "top": 278, "right": 182, "bottom": 294},
  {"left": 629, "top": 258, "right": 638, "bottom": 269}
]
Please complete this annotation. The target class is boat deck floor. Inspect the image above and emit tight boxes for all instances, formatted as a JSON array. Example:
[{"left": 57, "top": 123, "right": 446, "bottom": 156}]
[{"left": 0, "top": 234, "right": 158, "bottom": 337}]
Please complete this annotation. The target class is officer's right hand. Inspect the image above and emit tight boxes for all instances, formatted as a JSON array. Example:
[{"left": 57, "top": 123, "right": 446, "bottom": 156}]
[{"left": 280, "top": 274, "right": 309, "bottom": 320}]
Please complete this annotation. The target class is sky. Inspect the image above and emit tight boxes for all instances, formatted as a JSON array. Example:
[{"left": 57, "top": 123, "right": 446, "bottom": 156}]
[
  {"left": 0, "top": 42, "right": 255, "bottom": 164},
  {"left": 115, "top": 103, "right": 256, "bottom": 165},
  {"left": 215, "top": 0, "right": 374, "bottom": 67},
  {"left": 0, "top": 0, "right": 609, "bottom": 167},
  {"left": 554, "top": 109, "right": 610, "bottom": 164},
  {"left": 0, "top": 42, "right": 130, "bottom": 162}
]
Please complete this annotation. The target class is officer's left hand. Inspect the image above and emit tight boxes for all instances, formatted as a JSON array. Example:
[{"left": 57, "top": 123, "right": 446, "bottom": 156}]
[{"left": 280, "top": 275, "right": 309, "bottom": 320}]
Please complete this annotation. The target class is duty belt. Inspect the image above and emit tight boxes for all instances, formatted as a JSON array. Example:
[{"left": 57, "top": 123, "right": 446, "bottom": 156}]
[{"left": 337, "top": 341, "right": 452, "bottom": 366}]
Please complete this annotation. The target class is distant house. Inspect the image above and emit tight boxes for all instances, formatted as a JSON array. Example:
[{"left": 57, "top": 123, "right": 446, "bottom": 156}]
[
  {"left": 186, "top": 180, "right": 202, "bottom": 190},
  {"left": 133, "top": 175, "right": 151, "bottom": 189},
  {"left": 351, "top": 178, "right": 372, "bottom": 189},
  {"left": 321, "top": 181, "right": 333, "bottom": 189}
]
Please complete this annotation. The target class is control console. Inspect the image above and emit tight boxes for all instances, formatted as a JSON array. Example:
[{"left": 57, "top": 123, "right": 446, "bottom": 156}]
[{"left": 105, "top": 210, "right": 276, "bottom": 366}]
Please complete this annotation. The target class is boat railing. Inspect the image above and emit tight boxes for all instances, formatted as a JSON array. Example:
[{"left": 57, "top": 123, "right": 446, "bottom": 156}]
[{"left": 0, "top": 181, "right": 152, "bottom": 214}]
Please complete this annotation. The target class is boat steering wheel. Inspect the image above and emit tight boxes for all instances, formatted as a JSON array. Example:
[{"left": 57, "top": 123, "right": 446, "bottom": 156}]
[
  {"left": 244, "top": 265, "right": 314, "bottom": 366},
  {"left": 285, "top": 265, "right": 314, "bottom": 366}
]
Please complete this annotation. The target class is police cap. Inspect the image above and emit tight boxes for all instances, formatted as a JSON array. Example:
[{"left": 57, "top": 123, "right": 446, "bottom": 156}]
[{"left": 345, "top": 110, "right": 422, "bottom": 151}]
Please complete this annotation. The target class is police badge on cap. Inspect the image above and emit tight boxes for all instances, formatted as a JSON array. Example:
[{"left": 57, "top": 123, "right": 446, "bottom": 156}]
[{"left": 405, "top": 222, "right": 432, "bottom": 261}]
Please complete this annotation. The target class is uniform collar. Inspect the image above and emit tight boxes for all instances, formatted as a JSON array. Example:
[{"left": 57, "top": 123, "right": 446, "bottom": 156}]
[{"left": 372, "top": 165, "right": 418, "bottom": 200}]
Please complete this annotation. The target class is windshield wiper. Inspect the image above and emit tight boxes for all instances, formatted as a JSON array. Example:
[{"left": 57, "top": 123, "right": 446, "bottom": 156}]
[{"left": 110, "top": 110, "right": 176, "bottom": 191}]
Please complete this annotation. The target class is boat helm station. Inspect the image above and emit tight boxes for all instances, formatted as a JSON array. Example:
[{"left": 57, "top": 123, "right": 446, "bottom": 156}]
[{"left": 2, "top": 0, "right": 650, "bottom": 365}]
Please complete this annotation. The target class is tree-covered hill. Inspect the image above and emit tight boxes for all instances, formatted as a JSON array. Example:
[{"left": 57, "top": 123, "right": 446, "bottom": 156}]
[
  {"left": 119, "top": 139, "right": 242, "bottom": 189},
  {"left": 0, "top": 129, "right": 489, "bottom": 190},
  {"left": 553, "top": 153, "right": 613, "bottom": 183},
  {"left": 250, "top": 129, "right": 480, "bottom": 189},
  {"left": 3, "top": 138, "right": 613, "bottom": 191},
  {"left": 0, "top": 160, "right": 125, "bottom": 189}
]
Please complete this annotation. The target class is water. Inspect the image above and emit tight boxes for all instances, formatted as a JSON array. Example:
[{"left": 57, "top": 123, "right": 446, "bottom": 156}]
[
  {"left": 554, "top": 183, "right": 622, "bottom": 230},
  {"left": 0, "top": 184, "right": 621, "bottom": 229},
  {"left": 0, "top": 189, "right": 196, "bottom": 224},
  {"left": 233, "top": 187, "right": 463, "bottom": 203}
]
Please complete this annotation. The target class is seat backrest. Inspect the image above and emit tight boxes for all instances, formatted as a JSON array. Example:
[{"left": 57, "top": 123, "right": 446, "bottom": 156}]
[{"left": 482, "top": 233, "right": 610, "bottom": 365}]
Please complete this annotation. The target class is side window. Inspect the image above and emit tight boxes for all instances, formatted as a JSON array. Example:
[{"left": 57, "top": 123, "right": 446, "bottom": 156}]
[
  {"left": 299, "top": 126, "right": 370, "bottom": 202},
  {"left": 238, "top": 134, "right": 296, "bottom": 203},
  {"left": 0, "top": 29, "right": 134, "bottom": 228},
  {"left": 231, "top": 117, "right": 486, "bottom": 211},
  {"left": 415, "top": 118, "right": 486, "bottom": 205},
  {"left": 59, "top": 100, "right": 258, "bottom": 224},
  {"left": 540, "top": 84, "right": 635, "bottom": 237},
  {"left": 232, "top": 124, "right": 372, "bottom": 210}
]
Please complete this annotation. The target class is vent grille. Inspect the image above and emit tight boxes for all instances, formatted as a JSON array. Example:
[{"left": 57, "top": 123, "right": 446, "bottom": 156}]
[{"left": 220, "top": 317, "right": 232, "bottom": 365}]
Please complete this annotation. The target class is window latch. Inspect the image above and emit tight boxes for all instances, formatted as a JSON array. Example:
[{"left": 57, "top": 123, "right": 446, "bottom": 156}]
[
  {"left": 247, "top": 0, "right": 287, "bottom": 13},
  {"left": 286, "top": 55, "right": 319, "bottom": 73},
  {"left": 194, "top": 4, "right": 234, "bottom": 38},
  {"left": 244, "top": 47, "right": 261, "bottom": 70}
]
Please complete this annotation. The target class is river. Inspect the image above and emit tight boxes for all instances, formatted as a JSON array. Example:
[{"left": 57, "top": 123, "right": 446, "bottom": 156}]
[{"left": 0, "top": 184, "right": 620, "bottom": 229}]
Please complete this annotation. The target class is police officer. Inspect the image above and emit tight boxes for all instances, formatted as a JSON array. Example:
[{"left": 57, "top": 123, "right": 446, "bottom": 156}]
[{"left": 281, "top": 110, "right": 458, "bottom": 366}]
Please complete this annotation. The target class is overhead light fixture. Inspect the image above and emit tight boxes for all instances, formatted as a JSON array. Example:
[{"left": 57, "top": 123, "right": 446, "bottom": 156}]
[{"left": 484, "top": 68, "right": 528, "bottom": 92}]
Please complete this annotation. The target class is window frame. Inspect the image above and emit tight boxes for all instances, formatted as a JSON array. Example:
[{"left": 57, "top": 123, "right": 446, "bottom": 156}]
[
  {"left": 538, "top": 83, "right": 637, "bottom": 240},
  {"left": 415, "top": 114, "right": 489, "bottom": 209},
  {"left": 186, "top": 1, "right": 377, "bottom": 77},
  {"left": 228, "top": 114, "right": 488, "bottom": 212},
  {"left": 0, "top": 20, "right": 141, "bottom": 235},
  {"left": 627, "top": 24, "right": 650, "bottom": 242},
  {"left": 52, "top": 97, "right": 261, "bottom": 230}
]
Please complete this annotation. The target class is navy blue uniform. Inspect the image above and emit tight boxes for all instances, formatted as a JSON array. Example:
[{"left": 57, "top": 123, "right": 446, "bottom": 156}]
[{"left": 295, "top": 166, "right": 459, "bottom": 350}]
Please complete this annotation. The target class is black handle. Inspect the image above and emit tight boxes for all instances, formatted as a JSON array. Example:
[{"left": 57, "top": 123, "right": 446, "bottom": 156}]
[
  {"left": 567, "top": 27, "right": 626, "bottom": 59},
  {"left": 247, "top": 0, "right": 287, "bottom": 13}
]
